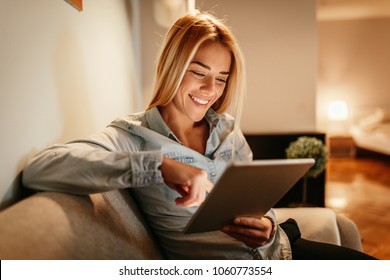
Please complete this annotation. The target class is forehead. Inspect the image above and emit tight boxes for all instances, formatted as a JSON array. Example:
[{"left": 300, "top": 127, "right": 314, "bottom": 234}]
[{"left": 192, "top": 41, "right": 232, "bottom": 71}]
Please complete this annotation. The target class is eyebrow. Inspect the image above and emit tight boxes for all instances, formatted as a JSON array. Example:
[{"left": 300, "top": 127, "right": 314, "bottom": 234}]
[{"left": 191, "top": 61, "right": 230, "bottom": 75}]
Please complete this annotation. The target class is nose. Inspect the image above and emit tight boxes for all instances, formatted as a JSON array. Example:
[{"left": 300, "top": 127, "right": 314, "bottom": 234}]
[{"left": 200, "top": 76, "right": 215, "bottom": 96}]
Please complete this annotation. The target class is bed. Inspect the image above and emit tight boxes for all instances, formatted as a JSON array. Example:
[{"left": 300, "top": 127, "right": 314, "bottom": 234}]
[{"left": 350, "top": 108, "right": 390, "bottom": 156}]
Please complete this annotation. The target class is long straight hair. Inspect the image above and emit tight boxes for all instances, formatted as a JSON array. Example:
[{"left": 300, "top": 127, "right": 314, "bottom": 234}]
[{"left": 146, "top": 11, "right": 246, "bottom": 129}]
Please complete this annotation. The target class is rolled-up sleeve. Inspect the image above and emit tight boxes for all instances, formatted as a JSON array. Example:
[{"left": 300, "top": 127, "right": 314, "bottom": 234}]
[
  {"left": 22, "top": 138, "right": 164, "bottom": 195},
  {"left": 129, "top": 151, "right": 164, "bottom": 187}
]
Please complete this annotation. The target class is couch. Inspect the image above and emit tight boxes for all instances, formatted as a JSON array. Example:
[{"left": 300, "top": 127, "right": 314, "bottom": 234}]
[{"left": 0, "top": 189, "right": 363, "bottom": 259}]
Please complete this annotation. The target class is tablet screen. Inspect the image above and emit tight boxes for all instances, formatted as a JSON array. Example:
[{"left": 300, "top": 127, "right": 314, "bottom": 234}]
[{"left": 183, "top": 158, "right": 314, "bottom": 234}]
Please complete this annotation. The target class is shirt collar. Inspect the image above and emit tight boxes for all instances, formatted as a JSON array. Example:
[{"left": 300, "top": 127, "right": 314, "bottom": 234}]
[
  {"left": 145, "top": 107, "right": 173, "bottom": 138},
  {"left": 145, "top": 107, "right": 221, "bottom": 139},
  {"left": 205, "top": 108, "right": 221, "bottom": 130}
]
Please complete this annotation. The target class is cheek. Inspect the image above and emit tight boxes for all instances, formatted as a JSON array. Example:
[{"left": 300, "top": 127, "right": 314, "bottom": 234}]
[
  {"left": 178, "top": 78, "right": 196, "bottom": 96},
  {"left": 176, "top": 77, "right": 192, "bottom": 94},
  {"left": 210, "top": 89, "right": 225, "bottom": 108},
  {"left": 215, "top": 86, "right": 226, "bottom": 99}
]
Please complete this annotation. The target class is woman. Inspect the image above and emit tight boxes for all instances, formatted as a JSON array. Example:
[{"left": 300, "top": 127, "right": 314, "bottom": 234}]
[{"left": 22, "top": 11, "right": 375, "bottom": 260}]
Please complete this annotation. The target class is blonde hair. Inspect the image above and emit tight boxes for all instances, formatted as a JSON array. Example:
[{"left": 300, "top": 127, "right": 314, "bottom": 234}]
[{"left": 146, "top": 11, "right": 246, "bottom": 126}]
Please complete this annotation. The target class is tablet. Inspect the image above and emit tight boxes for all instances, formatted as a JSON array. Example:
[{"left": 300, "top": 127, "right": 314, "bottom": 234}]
[{"left": 183, "top": 158, "right": 315, "bottom": 234}]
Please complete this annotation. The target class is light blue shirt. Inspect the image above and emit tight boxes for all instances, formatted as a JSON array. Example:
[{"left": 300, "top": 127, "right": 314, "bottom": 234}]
[{"left": 23, "top": 107, "right": 292, "bottom": 259}]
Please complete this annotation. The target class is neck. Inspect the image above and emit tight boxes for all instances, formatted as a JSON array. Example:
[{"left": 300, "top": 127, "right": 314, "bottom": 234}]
[{"left": 159, "top": 106, "right": 209, "bottom": 154}]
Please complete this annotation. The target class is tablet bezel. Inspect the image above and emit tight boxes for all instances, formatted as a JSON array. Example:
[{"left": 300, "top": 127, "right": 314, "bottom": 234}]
[{"left": 183, "top": 158, "right": 315, "bottom": 234}]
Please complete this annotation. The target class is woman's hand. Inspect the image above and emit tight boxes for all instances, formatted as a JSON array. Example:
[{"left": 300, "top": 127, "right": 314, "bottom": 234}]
[
  {"left": 160, "top": 157, "right": 214, "bottom": 207},
  {"left": 222, "top": 216, "right": 274, "bottom": 248}
]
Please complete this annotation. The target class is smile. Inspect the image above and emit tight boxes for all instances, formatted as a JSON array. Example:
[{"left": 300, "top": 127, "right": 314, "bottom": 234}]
[{"left": 189, "top": 94, "right": 210, "bottom": 105}]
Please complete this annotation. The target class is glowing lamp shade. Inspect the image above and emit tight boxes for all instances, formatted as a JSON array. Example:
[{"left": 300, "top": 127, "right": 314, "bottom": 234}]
[{"left": 328, "top": 100, "right": 349, "bottom": 121}]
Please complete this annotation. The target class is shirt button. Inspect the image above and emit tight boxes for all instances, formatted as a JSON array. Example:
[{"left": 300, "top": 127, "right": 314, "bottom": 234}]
[{"left": 211, "top": 172, "right": 216, "bottom": 177}]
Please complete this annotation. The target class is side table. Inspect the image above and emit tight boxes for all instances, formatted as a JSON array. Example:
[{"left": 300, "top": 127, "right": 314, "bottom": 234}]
[{"left": 328, "top": 135, "right": 356, "bottom": 158}]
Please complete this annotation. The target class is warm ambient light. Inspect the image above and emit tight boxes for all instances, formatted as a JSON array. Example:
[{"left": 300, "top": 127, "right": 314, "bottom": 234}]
[
  {"left": 154, "top": 0, "right": 194, "bottom": 28},
  {"left": 328, "top": 100, "right": 349, "bottom": 121}
]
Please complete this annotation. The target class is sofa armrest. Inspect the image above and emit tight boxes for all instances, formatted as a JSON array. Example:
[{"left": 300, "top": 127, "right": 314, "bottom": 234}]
[
  {"left": 336, "top": 214, "right": 363, "bottom": 251},
  {"left": 0, "top": 190, "right": 164, "bottom": 259},
  {"left": 274, "top": 207, "right": 362, "bottom": 251}
]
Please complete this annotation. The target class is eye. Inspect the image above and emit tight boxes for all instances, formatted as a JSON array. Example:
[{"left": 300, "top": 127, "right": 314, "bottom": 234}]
[
  {"left": 216, "top": 77, "right": 227, "bottom": 84},
  {"left": 190, "top": 70, "right": 205, "bottom": 78}
]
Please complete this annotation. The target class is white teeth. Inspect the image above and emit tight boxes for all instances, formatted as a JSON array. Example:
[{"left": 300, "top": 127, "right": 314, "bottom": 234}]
[{"left": 190, "top": 95, "right": 209, "bottom": 105}]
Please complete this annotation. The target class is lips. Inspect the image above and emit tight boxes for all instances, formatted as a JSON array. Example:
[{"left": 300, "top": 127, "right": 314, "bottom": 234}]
[{"left": 189, "top": 94, "right": 210, "bottom": 105}]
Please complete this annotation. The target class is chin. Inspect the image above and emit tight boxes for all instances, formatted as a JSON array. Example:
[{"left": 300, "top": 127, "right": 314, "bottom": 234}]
[{"left": 194, "top": 109, "right": 210, "bottom": 121}]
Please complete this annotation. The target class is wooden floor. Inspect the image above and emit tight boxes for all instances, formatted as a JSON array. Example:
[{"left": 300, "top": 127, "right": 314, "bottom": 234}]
[{"left": 326, "top": 156, "right": 390, "bottom": 260}]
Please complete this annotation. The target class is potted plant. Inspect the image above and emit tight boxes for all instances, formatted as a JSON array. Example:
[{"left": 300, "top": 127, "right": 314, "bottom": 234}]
[{"left": 285, "top": 136, "right": 327, "bottom": 205}]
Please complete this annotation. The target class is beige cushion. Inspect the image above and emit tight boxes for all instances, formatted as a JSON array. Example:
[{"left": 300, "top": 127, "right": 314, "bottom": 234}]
[
  {"left": 275, "top": 207, "right": 341, "bottom": 245},
  {"left": 0, "top": 190, "right": 164, "bottom": 259}
]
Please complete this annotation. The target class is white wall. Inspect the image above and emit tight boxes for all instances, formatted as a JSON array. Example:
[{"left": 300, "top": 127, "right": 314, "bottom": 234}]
[
  {"left": 197, "top": 0, "right": 317, "bottom": 133},
  {"left": 138, "top": 0, "right": 196, "bottom": 107},
  {"left": 0, "top": 0, "right": 138, "bottom": 208},
  {"left": 138, "top": 0, "right": 317, "bottom": 133},
  {"left": 317, "top": 17, "right": 390, "bottom": 130},
  {"left": 139, "top": 0, "right": 170, "bottom": 106}
]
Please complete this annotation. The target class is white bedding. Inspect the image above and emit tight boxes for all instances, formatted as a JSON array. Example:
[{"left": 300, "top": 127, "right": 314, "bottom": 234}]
[{"left": 350, "top": 108, "right": 390, "bottom": 156}]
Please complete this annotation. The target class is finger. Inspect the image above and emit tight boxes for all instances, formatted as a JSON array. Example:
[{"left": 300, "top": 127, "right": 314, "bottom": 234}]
[
  {"left": 175, "top": 187, "right": 205, "bottom": 207},
  {"left": 167, "top": 183, "right": 189, "bottom": 197},
  {"left": 206, "top": 181, "right": 214, "bottom": 193},
  {"left": 224, "top": 231, "right": 267, "bottom": 248},
  {"left": 175, "top": 196, "right": 201, "bottom": 207},
  {"left": 223, "top": 224, "right": 262, "bottom": 238},
  {"left": 233, "top": 217, "right": 266, "bottom": 230},
  {"left": 173, "top": 185, "right": 190, "bottom": 197},
  {"left": 167, "top": 183, "right": 197, "bottom": 207}
]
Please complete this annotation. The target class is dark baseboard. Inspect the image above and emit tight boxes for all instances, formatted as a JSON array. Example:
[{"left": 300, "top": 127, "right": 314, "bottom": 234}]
[{"left": 355, "top": 147, "right": 390, "bottom": 161}]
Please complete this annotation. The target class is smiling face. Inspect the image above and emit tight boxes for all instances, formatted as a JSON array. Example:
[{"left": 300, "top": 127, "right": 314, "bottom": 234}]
[{"left": 161, "top": 41, "right": 232, "bottom": 125}]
